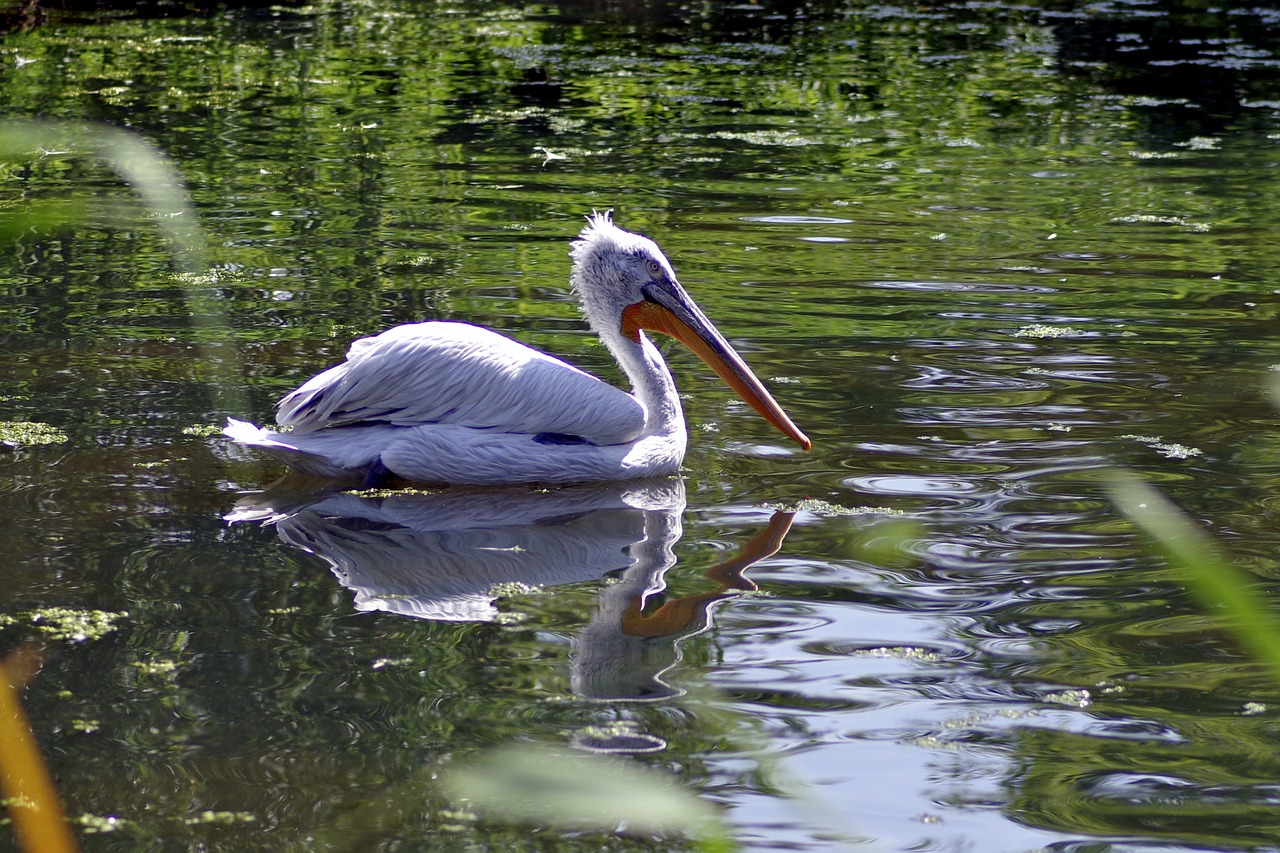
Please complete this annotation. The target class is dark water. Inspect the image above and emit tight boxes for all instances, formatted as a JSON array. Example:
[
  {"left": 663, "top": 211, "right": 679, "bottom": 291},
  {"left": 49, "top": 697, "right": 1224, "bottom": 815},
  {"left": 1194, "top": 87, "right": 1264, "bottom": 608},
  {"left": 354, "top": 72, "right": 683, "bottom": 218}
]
[{"left": 5, "top": 1, "right": 1280, "bottom": 850}]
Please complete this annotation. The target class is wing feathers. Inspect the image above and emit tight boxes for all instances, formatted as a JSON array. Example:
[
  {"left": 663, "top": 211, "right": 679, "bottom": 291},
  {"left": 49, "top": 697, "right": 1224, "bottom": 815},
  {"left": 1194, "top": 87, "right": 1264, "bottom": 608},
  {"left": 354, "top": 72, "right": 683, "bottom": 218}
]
[{"left": 276, "top": 322, "right": 647, "bottom": 446}]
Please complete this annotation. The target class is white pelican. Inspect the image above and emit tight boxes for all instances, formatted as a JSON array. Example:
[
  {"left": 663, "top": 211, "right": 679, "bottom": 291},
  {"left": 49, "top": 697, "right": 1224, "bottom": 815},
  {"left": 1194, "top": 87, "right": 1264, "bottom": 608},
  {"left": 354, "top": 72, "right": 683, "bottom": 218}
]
[{"left": 224, "top": 211, "right": 810, "bottom": 485}]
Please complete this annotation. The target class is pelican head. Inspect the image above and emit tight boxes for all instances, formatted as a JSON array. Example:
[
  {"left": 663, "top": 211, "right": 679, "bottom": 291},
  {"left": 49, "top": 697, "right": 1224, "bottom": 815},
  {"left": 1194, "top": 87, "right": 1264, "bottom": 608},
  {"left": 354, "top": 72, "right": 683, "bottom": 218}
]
[{"left": 570, "top": 211, "right": 811, "bottom": 450}]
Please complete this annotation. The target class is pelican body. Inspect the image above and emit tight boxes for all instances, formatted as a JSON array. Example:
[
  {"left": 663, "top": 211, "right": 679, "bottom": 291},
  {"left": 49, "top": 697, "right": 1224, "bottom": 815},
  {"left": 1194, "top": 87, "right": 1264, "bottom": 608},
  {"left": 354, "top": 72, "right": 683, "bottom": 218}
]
[{"left": 224, "top": 212, "right": 809, "bottom": 485}]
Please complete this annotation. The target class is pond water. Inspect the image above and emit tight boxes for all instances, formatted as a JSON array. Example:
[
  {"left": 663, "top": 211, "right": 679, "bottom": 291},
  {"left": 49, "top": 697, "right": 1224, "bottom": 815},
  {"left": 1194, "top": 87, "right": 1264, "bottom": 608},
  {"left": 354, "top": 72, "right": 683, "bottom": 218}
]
[{"left": 5, "top": 1, "right": 1280, "bottom": 850}]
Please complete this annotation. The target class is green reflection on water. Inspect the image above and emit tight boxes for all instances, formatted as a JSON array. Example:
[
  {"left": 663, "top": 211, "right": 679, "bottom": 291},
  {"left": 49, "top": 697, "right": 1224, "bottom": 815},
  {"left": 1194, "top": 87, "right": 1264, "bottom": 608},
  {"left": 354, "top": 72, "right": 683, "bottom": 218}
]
[{"left": 6, "top": 1, "right": 1280, "bottom": 851}]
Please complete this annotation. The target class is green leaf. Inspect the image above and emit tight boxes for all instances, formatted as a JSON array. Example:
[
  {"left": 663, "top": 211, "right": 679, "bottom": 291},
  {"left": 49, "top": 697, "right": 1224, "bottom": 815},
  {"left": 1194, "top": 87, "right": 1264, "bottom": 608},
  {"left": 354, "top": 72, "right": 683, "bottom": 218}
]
[
  {"left": 1108, "top": 472, "right": 1280, "bottom": 684},
  {"left": 445, "top": 743, "right": 732, "bottom": 850}
]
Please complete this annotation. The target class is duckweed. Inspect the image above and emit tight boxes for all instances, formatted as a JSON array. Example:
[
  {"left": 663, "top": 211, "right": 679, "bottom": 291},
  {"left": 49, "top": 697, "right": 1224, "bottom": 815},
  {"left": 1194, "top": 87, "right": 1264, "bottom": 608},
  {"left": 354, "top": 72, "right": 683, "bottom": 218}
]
[
  {"left": 0, "top": 421, "right": 68, "bottom": 447},
  {"left": 1120, "top": 434, "right": 1203, "bottom": 460},
  {"left": 23, "top": 608, "right": 128, "bottom": 643},
  {"left": 132, "top": 660, "right": 178, "bottom": 676},
  {"left": 72, "top": 814, "right": 133, "bottom": 834},
  {"left": 766, "top": 498, "right": 904, "bottom": 516},
  {"left": 183, "top": 811, "right": 256, "bottom": 826},
  {"left": 1013, "top": 324, "right": 1086, "bottom": 339}
]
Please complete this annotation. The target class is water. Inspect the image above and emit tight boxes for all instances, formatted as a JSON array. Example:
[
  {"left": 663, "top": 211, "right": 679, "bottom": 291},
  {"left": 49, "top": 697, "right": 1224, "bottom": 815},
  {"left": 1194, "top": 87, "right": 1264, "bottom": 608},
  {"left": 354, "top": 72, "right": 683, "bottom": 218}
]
[{"left": 5, "top": 1, "right": 1280, "bottom": 850}]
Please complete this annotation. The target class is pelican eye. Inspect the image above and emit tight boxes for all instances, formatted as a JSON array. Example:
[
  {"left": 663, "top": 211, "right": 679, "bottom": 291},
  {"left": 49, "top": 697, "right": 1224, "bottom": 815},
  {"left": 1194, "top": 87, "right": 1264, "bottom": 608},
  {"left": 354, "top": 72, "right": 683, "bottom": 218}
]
[{"left": 645, "top": 259, "right": 662, "bottom": 277}]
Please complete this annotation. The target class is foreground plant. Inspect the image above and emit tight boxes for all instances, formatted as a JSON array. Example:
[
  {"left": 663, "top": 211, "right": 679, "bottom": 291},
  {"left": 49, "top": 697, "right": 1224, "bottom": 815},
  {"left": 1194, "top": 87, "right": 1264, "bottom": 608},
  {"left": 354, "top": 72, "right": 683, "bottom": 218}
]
[{"left": 1109, "top": 472, "right": 1280, "bottom": 684}]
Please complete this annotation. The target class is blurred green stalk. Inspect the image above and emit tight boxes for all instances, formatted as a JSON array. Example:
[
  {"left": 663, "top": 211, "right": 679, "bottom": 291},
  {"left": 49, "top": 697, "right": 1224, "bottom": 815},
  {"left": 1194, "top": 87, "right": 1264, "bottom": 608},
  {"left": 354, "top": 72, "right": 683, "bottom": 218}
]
[
  {"left": 1109, "top": 472, "right": 1280, "bottom": 684},
  {"left": 0, "top": 119, "right": 244, "bottom": 426}
]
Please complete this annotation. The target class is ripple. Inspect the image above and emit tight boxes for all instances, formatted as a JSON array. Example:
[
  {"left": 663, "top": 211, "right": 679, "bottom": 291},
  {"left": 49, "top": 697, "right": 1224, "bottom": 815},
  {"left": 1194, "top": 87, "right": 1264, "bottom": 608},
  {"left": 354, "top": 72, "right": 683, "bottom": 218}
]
[
  {"left": 800, "top": 640, "right": 966, "bottom": 664},
  {"left": 862, "top": 279, "right": 1060, "bottom": 294},
  {"left": 1082, "top": 717, "right": 1188, "bottom": 745},
  {"left": 843, "top": 473, "right": 987, "bottom": 497},
  {"left": 740, "top": 215, "right": 854, "bottom": 224},
  {"left": 570, "top": 727, "right": 667, "bottom": 754},
  {"left": 1036, "top": 250, "right": 1132, "bottom": 262},
  {"left": 1081, "top": 770, "right": 1202, "bottom": 803},
  {"left": 894, "top": 404, "right": 1156, "bottom": 428},
  {"left": 714, "top": 684, "right": 875, "bottom": 713},
  {"left": 900, "top": 365, "right": 1054, "bottom": 392}
]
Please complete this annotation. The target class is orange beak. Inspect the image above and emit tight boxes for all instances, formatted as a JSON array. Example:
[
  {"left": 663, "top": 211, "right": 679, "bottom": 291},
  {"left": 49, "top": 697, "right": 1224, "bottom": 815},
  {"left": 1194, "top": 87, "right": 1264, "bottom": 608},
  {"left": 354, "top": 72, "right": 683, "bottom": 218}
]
[{"left": 622, "top": 290, "right": 811, "bottom": 451}]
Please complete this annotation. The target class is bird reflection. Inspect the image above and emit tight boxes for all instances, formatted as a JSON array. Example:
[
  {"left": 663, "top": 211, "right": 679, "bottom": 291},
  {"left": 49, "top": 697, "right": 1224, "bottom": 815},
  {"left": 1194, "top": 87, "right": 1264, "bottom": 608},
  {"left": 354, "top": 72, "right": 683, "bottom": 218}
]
[{"left": 226, "top": 475, "right": 794, "bottom": 704}]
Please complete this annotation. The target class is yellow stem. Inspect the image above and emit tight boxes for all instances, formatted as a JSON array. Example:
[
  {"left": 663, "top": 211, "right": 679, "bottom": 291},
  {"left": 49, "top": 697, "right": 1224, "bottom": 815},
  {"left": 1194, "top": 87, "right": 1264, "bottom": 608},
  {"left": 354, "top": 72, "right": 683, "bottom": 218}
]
[{"left": 0, "top": 651, "right": 78, "bottom": 853}]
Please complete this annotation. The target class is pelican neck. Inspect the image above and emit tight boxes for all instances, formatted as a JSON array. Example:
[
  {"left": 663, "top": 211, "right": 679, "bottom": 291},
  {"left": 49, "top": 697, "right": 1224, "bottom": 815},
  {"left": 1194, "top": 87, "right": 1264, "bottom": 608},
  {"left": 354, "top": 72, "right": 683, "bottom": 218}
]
[{"left": 598, "top": 325, "right": 684, "bottom": 438}]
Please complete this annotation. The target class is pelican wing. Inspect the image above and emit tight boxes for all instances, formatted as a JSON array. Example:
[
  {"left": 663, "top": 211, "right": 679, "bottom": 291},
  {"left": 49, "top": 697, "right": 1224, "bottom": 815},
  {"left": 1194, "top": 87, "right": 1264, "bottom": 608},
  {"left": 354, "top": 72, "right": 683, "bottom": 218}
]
[{"left": 275, "top": 322, "right": 647, "bottom": 446}]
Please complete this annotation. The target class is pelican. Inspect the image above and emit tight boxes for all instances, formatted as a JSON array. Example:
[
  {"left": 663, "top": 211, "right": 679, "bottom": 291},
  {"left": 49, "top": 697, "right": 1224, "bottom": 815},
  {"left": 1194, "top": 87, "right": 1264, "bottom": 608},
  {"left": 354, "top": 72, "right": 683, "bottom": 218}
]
[{"left": 223, "top": 211, "right": 810, "bottom": 485}]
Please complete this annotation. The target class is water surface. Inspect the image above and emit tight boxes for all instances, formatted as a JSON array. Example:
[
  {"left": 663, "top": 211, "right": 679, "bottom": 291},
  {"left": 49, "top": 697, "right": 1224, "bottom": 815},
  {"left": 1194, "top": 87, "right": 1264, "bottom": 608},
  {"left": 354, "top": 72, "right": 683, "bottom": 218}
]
[{"left": 4, "top": 2, "right": 1280, "bottom": 850}]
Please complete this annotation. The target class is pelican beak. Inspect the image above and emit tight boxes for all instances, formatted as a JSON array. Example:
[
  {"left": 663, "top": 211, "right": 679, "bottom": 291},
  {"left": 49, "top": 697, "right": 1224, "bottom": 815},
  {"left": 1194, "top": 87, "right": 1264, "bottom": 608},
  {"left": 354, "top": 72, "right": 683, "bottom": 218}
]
[{"left": 621, "top": 283, "right": 812, "bottom": 451}]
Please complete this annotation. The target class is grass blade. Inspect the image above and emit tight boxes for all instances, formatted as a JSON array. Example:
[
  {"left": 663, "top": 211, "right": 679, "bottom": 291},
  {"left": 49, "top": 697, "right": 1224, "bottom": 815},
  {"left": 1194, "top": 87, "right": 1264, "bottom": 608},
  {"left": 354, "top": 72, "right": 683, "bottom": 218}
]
[{"left": 1109, "top": 472, "right": 1280, "bottom": 683}]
